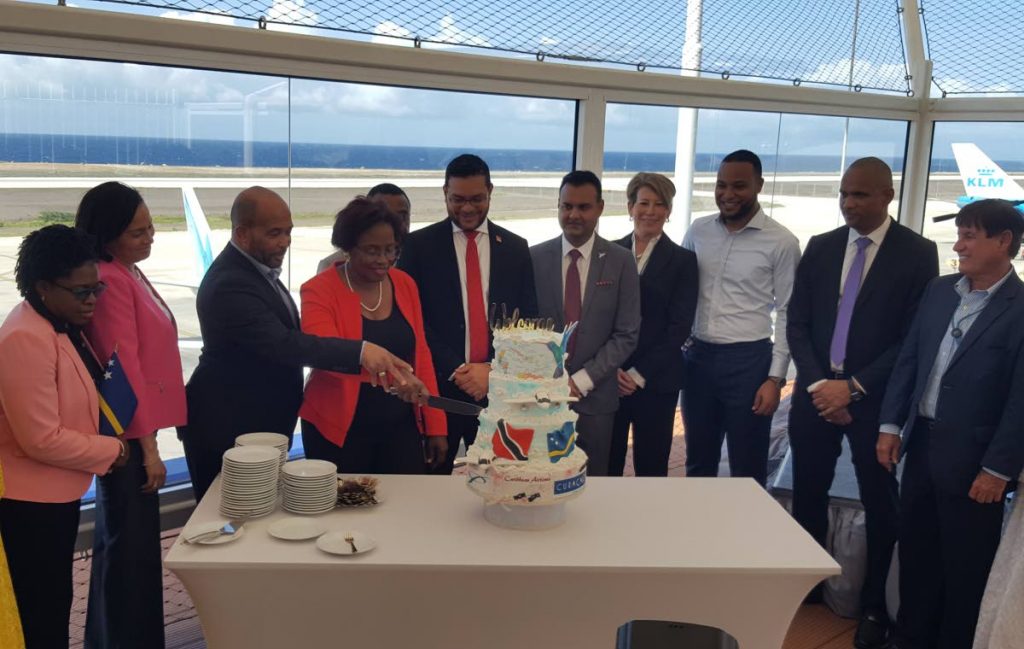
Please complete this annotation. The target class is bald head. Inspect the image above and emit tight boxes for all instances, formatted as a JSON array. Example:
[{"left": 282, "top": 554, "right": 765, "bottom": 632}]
[
  {"left": 840, "top": 157, "right": 896, "bottom": 234},
  {"left": 231, "top": 186, "right": 293, "bottom": 268},
  {"left": 846, "top": 157, "right": 894, "bottom": 190}
]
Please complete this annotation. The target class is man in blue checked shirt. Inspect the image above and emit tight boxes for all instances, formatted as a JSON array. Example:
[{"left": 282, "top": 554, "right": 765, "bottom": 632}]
[{"left": 878, "top": 199, "right": 1024, "bottom": 649}]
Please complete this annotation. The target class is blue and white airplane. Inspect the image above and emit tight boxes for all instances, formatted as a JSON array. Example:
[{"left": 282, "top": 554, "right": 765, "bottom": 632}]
[
  {"left": 952, "top": 143, "right": 1024, "bottom": 212},
  {"left": 181, "top": 186, "right": 215, "bottom": 283}
]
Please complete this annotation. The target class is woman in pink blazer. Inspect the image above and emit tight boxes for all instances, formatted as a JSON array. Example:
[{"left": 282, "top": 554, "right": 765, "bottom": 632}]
[
  {"left": 76, "top": 182, "right": 187, "bottom": 649},
  {"left": 0, "top": 225, "right": 127, "bottom": 649}
]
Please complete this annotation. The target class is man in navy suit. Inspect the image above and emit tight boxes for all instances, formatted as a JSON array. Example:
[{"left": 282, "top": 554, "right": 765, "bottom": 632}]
[
  {"left": 398, "top": 155, "right": 537, "bottom": 473},
  {"left": 786, "top": 158, "right": 937, "bottom": 648},
  {"left": 879, "top": 199, "right": 1024, "bottom": 649}
]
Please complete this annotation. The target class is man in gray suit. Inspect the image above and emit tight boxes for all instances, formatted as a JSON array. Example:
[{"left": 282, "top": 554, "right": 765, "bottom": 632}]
[{"left": 530, "top": 170, "right": 641, "bottom": 476}]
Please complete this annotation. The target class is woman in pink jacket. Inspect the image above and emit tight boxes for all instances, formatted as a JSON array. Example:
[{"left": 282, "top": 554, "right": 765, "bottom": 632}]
[
  {"left": 75, "top": 182, "right": 187, "bottom": 649},
  {"left": 0, "top": 225, "right": 128, "bottom": 649}
]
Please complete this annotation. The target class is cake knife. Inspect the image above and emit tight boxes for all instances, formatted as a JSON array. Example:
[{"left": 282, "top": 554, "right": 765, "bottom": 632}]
[{"left": 388, "top": 388, "right": 483, "bottom": 416}]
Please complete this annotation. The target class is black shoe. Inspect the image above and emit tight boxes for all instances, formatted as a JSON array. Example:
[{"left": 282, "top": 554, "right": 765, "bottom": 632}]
[{"left": 854, "top": 613, "right": 892, "bottom": 649}]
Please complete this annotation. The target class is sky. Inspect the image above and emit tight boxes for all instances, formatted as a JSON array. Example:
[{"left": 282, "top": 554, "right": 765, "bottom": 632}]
[{"left": 2, "top": 0, "right": 1022, "bottom": 162}]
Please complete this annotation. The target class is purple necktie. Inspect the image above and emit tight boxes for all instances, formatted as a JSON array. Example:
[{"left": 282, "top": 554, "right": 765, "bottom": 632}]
[{"left": 830, "top": 237, "right": 871, "bottom": 368}]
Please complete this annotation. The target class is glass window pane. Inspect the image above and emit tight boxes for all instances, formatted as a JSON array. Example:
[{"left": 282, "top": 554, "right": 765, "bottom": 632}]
[
  {"left": 0, "top": 53, "right": 288, "bottom": 484},
  {"left": 287, "top": 79, "right": 576, "bottom": 285},
  {"left": 925, "top": 122, "right": 1024, "bottom": 276},
  {"left": 604, "top": 103, "right": 907, "bottom": 248}
]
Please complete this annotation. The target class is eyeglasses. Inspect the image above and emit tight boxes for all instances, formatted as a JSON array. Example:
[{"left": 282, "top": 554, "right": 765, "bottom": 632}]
[
  {"left": 353, "top": 245, "right": 401, "bottom": 261},
  {"left": 447, "top": 195, "right": 488, "bottom": 208},
  {"left": 52, "top": 281, "right": 107, "bottom": 302}
]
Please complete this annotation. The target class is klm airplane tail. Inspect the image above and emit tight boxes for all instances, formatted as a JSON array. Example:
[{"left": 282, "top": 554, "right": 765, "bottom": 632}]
[
  {"left": 951, "top": 143, "right": 1024, "bottom": 207},
  {"left": 182, "top": 186, "right": 214, "bottom": 284}
]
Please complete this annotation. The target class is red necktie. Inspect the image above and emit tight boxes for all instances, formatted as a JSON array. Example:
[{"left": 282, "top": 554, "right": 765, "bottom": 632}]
[
  {"left": 564, "top": 249, "right": 582, "bottom": 356},
  {"left": 464, "top": 231, "right": 489, "bottom": 363}
]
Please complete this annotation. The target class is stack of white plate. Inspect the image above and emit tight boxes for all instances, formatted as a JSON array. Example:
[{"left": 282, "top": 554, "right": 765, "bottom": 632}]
[
  {"left": 235, "top": 432, "right": 289, "bottom": 472},
  {"left": 282, "top": 459, "right": 338, "bottom": 515},
  {"left": 220, "top": 446, "right": 281, "bottom": 518}
]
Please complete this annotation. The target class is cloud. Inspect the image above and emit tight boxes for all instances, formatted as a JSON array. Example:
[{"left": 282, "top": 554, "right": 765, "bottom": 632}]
[
  {"left": 290, "top": 84, "right": 413, "bottom": 118},
  {"left": 265, "top": 0, "right": 319, "bottom": 35},
  {"left": 933, "top": 76, "right": 1015, "bottom": 96},
  {"left": 808, "top": 58, "right": 908, "bottom": 90},
  {"left": 435, "top": 15, "right": 490, "bottom": 47},
  {"left": 158, "top": 9, "right": 239, "bottom": 27},
  {"left": 371, "top": 21, "right": 414, "bottom": 47}
]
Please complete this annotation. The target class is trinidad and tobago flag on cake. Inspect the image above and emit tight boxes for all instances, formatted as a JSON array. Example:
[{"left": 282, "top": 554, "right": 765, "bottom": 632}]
[{"left": 491, "top": 419, "right": 534, "bottom": 461}]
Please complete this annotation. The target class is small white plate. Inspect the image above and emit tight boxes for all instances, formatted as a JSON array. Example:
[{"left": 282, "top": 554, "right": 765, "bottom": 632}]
[
  {"left": 283, "top": 459, "right": 337, "bottom": 478},
  {"left": 316, "top": 530, "right": 376, "bottom": 556},
  {"left": 268, "top": 517, "right": 328, "bottom": 541},
  {"left": 183, "top": 520, "right": 246, "bottom": 545}
]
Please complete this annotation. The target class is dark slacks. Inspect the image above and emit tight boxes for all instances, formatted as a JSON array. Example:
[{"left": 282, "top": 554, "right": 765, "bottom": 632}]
[
  {"left": 895, "top": 417, "right": 1005, "bottom": 649},
  {"left": 180, "top": 428, "right": 239, "bottom": 504},
  {"left": 181, "top": 421, "right": 296, "bottom": 503},
  {"left": 610, "top": 388, "right": 679, "bottom": 477},
  {"left": 575, "top": 412, "right": 615, "bottom": 477},
  {"left": 788, "top": 392, "right": 899, "bottom": 616},
  {"left": 0, "top": 498, "right": 80, "bottom": 649},
  {"left": 682, "top": 339, "right": 773, "bottom": 485},
  {"left": 85, "top": 438, "right": 165, "bottom": 649},
  {"left": 434, "top": 411, "right": 478, "bottom": 475},
  {"left": 301, "top": 419, "right": 426, "bottom": 475}
]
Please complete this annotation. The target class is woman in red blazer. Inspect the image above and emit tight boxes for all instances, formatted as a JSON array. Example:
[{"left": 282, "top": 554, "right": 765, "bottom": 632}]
[
  {"left": 300, "top": 197, "right": 447, "bottom": 473},
  {"left": 75, "top": 182, "right": 186, "bottom": 649},
  {"left": 0, "top": 225, "right": 126, "bottom": 649}
]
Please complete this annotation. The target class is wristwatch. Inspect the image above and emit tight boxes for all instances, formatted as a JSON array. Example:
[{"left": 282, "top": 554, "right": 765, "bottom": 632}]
[
  {"left": 768, "top": 376, "right": 786, "bottom": 389},
  {"left": 847, "top": 378, "right": 865, "bottom": 402}
]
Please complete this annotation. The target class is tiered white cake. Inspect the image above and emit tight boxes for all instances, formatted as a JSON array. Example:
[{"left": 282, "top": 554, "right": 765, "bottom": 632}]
[{"left": 465, "top": 322, "right": 587, "bottom": 527}]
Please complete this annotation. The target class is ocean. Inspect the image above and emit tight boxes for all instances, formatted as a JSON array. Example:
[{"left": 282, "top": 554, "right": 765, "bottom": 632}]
[{"left": 0, "top": 133, "right": 983, "bottom": 174}]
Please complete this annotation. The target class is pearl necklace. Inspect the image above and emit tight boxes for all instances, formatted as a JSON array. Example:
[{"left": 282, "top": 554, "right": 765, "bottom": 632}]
[{"left": 343, "top": 263, "right": 383, "bottom": 312}]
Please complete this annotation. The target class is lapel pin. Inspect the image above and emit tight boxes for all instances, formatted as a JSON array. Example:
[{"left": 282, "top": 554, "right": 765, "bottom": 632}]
[{"left": 496, "top": 235, "right": 503, "bottom": 243}]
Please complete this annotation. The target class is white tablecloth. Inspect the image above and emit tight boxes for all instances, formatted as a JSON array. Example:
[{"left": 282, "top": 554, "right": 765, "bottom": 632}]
[{"left": 165, "top": 475, "right": 838, "bottom": 649}]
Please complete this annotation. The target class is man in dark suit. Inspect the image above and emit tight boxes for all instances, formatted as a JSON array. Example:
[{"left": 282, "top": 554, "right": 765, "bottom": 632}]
[
  {"left": 787, "top": 158, "right": 938, "bottom": 648},
  {"left": 610, "top": 173, "right": 698, "bottom": 477},
  {"left": 878, "top": 199, "right": 1024, "bottom": 649},
  {"left": 180, "top": 186, "right": 423, "bottom": 501},
  {"left": 531, "top": 170, "right": 641, "bottom": 476},
  {"left": 398, "top": 154, "right": 537, "bottom": 474}
]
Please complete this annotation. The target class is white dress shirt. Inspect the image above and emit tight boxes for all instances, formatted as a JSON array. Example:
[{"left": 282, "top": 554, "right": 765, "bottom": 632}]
[
  {"left": 452, "top": 219, "right": 491, "bottom": 361},
  {"left": 682, "top": 207, "right": 801, "bottom": 378},
  {"left": 625, "top": 233, "right": 662, "bottom": 389},
  {"left": 561, "top": 233, "right": 597, "bottom": 396},
  {"left": 631, "top": 233, "right": 661, "bottom": 276}
]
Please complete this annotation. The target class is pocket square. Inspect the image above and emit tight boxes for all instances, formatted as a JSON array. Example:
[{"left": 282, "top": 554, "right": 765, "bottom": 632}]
[{"left": 595, "top": 280, "right": 614, "bottom": 287}]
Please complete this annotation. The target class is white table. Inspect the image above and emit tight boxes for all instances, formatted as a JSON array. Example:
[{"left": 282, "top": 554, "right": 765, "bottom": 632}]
[{"left": 165, "top": 476, "right": 838, "bottom": 649}]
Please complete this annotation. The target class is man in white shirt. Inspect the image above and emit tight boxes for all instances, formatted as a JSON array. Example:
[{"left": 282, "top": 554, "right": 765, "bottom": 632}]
[
  {"left": 530, "top": 171, "right": 640, "bottom": 476},
  {"left": 681, "top": 149, "right": 800, "bottom": 486}
]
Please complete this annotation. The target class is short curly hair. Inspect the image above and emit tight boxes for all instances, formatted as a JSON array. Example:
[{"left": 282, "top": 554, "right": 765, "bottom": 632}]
[
  {"left": 15, "top": 225, "right": 99, "bottom": 299},
  {"left": 331, "top": 197, "right": 405, "bottom": 252},
  {"left": 74, "top": 181, "right": 144, "bottom": 262}
]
